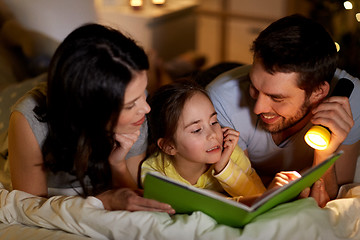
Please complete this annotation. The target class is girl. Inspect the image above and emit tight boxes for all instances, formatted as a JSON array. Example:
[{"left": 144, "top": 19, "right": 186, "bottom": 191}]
[
  {"left": 8, "top": 23, "right": 174, "bottom": 213},
  {"left": 142, "top": 80, "right": 299, "bottom": 199}
]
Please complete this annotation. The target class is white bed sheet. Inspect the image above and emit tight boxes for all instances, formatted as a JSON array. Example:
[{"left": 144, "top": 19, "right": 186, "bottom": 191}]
[
  {"left": 0, "top": 223, "right": 90, "bottom": 240},
  {"left": 1, "top": 183, "right": 360, "bottom": 240}
]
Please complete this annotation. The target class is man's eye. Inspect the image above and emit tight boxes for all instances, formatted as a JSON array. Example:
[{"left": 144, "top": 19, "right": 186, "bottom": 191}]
[
  {"left": 249, "top": 84, "right": 258, "bottom": 99},
  {"left": 211, "top": 121, "right": 219, "bottom": 125},
  {"left": 272, "top": 97, "right": 283, "bottom": 103}
]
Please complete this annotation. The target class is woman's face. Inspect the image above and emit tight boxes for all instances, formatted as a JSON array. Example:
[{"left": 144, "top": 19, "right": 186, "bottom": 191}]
[{"left": 114, "top": 70, "right": 151, "bottom": 134}]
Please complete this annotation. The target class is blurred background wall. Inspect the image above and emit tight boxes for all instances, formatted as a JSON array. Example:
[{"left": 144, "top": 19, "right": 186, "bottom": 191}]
[{"left": 3, "top": 0, "right": 359, "bottom": 77}]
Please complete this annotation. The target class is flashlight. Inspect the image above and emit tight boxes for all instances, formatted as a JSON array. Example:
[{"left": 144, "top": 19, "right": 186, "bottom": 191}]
[{"left": 304, "top": 78, "right": 354, "bottom": 150}]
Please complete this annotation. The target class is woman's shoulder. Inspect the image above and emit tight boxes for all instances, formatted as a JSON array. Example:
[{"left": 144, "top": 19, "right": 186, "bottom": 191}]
[
  {"left": 11, "top": 78, "right": 47, "bottom": 114},
  {"left": 125, "top": 120, "right": 148, "bottom": 160},
  {"left": 10, "top": 80, "right": 48, "bottom": 146}
]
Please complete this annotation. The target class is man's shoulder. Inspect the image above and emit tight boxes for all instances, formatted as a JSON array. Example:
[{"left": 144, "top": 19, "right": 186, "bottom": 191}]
[
  {"left": 206, "top": 64, "right": 251, "bottom": 93},
  {"left": 334, "top": 69, "right": 360, "bottom": 108},
  {"left": 334, "top": 69, "right": 359, "bottom": 87},
  {"left": 334, "top": 69, "right": 360, "bottom": 145}
]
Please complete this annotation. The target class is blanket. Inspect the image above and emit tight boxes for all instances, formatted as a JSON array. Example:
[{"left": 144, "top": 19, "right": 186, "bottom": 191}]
[{"left": 0, "top": 182, "right": 359, "bottom": 240}]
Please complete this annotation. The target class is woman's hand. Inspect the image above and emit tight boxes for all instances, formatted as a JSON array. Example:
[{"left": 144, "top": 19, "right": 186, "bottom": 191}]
[
  {"left": 96, "top": 188, "right": 175, "bottom": 214},
  {"left": 109, "top": 130, "right": 141, "bottom": 166},
  {"left": 267, "top": 171, "right": 301, "bottom": 190},
  {"left": 108, "top": 130, "right": 141, "bottom": 188},
  {"left": 214, "top": 127, "right": 240, "bottom": 173}
]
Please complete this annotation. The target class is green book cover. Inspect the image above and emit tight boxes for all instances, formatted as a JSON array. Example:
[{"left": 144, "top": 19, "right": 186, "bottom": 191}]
[{"left": 143, "top": 151, "right": 342, "bottom": 227}]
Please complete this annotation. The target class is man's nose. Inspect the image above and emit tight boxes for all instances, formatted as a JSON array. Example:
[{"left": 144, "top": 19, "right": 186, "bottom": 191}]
[{"left": 253, "top": 93, "right": 271, "bottom": 115}]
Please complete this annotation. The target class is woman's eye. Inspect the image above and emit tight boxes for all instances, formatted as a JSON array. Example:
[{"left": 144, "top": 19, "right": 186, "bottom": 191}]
[{"left": 124, "top": 103, "right": 135, "bottom": 110}]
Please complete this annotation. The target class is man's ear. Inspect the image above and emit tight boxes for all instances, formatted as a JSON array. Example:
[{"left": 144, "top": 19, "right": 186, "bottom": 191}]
[
  {"left": 309, "top": 81, "right": 330, "bottom": 104},
  {"left": 157, "top": 138, "right": 177, "bottom": 156}
]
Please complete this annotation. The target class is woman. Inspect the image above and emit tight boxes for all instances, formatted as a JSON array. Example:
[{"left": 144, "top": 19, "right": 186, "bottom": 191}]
[{"left": 8, "top": 23, "right": 174, "bottom": 213}]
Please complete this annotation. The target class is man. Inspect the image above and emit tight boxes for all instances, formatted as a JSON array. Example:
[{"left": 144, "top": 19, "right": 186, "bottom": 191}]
[{"left": 207, "top": 14, "right": 360, "bottom": 200}]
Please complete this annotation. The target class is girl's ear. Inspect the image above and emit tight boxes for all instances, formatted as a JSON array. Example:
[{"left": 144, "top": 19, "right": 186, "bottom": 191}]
[
  {"left": 157, "top": 138, "right": 177, "bottom": 156},
  {"left": 309, "top": 81, "right": 330, "bottom": 104}
]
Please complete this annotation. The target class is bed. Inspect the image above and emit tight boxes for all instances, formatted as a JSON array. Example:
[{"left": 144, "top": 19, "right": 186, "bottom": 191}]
[{"left": 0, "top": 182, "right": 360, "bottom": 240}]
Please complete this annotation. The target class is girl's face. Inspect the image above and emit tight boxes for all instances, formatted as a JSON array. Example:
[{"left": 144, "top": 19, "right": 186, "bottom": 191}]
[
  {"left": 114, "top": 70, "right": 151, "bottom": 134},
  {"left": 170, "top": 92, "right": 224, "bottom": 165}
]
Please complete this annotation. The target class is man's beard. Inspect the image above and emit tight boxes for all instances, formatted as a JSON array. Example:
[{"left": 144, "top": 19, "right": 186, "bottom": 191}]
[{"left": 259, "top": 99, "right": 312, "bottom": 134}]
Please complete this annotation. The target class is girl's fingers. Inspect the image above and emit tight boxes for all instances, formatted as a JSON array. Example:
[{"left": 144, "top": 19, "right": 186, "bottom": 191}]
[
  {"left": 270, "top": 171, "right": 301, "bottom": 188},
  {"left": 223, "top": 128, "right": 240, "bottom": 137},
  {"left": 223, "top": 128, "right": 240, "bottom": 144},
  {"left": 278, "top": 171, "right": 301, "bottom": 181}
]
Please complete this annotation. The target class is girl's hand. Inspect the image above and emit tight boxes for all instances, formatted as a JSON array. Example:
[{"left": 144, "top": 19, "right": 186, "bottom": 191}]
[
  {"left": 108, "top": 130, "right": 140, "bottom": 166},
  {"left": 214, "top": 127, "right": 240, "bottom": 173},
  {"left": 267, "top": 171, "right": 301, "bottom": 190},
  {"left": 96, "top": 188, "right": 175, "bottom": 213}
]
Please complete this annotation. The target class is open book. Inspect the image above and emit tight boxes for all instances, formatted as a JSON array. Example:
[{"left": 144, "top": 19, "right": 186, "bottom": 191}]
[{"left": 143, "top": 151, "right": 342, "bottom": 227}]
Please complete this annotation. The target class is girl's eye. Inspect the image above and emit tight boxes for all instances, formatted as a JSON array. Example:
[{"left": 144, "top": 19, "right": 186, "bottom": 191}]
[
  {"left": 211, "top": 121, "right": 219, "bottom": 126},
  {"left": 191, "top": 128, "right": 201, "bottom": 134}
]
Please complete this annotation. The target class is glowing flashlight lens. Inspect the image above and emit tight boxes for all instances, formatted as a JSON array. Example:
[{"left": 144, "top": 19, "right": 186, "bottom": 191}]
[{"left": 304, "top": 125, "right": 331, "bottom": 150}]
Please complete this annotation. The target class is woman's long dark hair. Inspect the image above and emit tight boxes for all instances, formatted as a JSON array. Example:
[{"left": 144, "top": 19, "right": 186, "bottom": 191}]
[{"left": 35, "top": 23, "right": 149, "bottom": 196}]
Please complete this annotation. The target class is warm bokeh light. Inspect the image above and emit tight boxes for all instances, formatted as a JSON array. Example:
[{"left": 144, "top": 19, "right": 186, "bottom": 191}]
[
  {"left": 335, "top": 42, "right": 340, "bottom": 52},
  {"left": 344, "top": 1, "right": 353, "bottom": 10},
  {"left": 130, "top": 0, "right": 143, "bottom": 7},
  {"left": 152, "top": 0, "right": 166, "bottom": 5},
  {"left": 356, "top": 13, "right": 360, "bottom": 22}
]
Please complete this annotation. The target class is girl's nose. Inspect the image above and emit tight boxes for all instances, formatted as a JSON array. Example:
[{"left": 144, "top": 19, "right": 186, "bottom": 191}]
[{"left": 207, "top": 127, "right": 217, "bottom": 140}]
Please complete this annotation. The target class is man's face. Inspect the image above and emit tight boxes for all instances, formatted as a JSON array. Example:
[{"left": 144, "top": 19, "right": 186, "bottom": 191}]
[{"left": 249, "top": 60, "right": 312, "bottom": 134}]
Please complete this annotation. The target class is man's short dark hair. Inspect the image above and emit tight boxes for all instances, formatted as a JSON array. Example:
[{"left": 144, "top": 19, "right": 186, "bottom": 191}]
[{"left": 251, "top": 14, "right": 338, "bottom": 95}]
